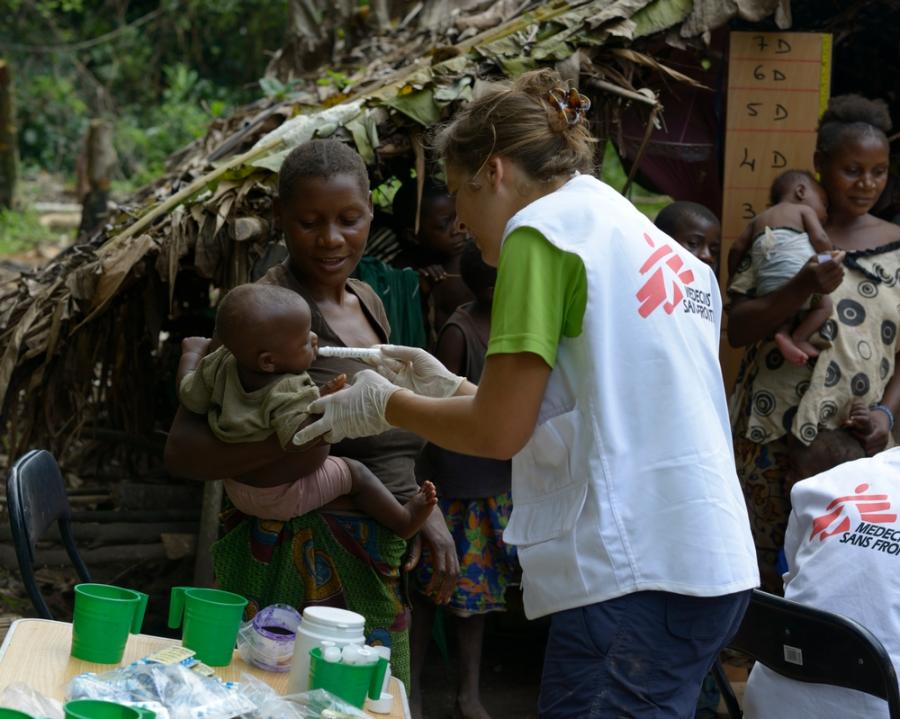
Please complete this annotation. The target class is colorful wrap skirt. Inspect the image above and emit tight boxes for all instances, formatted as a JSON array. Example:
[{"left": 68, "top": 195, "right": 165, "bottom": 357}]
[
  {"left": 413, "top": 493, "right": 520, "bottom": 616},
  {"left": 213, "top": 507, "right": 411, "bottom": 686}
]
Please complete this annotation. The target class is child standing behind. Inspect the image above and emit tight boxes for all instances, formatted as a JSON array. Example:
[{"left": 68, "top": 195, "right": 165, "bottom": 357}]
[
  {"left": 654, "top": 201, "right": 722, "bottom": 277},
  {"left": 177, "top": 283, "right": 436, "bottom": 536},
  {"left": 410, "top": 242, "right": 519, "bottom": 719},
  {"left": 391, "top": 178, "right": 473, "bottom": 345},
  {"left": 728, "top": 170, "right": 845, "bottom": 366}
]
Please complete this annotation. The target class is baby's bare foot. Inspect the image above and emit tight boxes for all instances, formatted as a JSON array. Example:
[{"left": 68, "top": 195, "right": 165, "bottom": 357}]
[
  {"left": 397, "top": 481, "right": 437, "bottom": 539},
  {"left": 775, "top": 332, "right": 809, "bottom": 366}
]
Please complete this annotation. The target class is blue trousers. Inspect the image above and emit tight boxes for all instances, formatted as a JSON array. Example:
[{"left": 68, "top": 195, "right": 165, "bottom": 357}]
[{"left": 538, "top": 589, "right": 751, "bottom": 719}]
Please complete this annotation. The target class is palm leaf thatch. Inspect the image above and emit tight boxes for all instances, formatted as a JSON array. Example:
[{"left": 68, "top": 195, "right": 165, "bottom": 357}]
[{"left": 0, "top": 0, "right": 788, "bottom": 471}]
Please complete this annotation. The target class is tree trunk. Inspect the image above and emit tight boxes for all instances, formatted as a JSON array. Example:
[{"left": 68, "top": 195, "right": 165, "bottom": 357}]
[
  {"left": 0, "top": 59, "right": 17, "bottom": 210},
  {"left": 78, "top": 119, "right": 117, "bottom": 237}
]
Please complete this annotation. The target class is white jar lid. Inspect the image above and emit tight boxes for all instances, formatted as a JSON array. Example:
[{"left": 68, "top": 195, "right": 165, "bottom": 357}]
[
  {"left": 366, "top": 692, "right": 394, "bottom": 714},
  {"left": 302, "top": 606, "right": 365, "bottom": 629}
]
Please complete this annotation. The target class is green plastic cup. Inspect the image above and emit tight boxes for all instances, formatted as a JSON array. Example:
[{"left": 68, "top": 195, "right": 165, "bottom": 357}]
[
  {"left": 64, "top": 700, "right": 141, "bottom": 719},
  {"left": 167, "top": 586, "right": 247, "bottom": 666},
  {"left": 71, "top": 583, "right": 148, "bottom": 664},
  {"left": 0, "top": 709, "right": 34, "bottom": 718},
  {"left": 308, "top": 647, "right": 389, "bottom": 708}
]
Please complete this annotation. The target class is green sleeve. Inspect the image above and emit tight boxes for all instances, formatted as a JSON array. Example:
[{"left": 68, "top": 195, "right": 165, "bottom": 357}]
[{"left": 487, "top": 227, "right": 588, "bottom": 368}]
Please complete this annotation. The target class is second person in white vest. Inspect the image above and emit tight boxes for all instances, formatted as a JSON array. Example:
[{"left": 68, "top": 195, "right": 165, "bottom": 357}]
[{"left": 294, "top": 69, "right": 759, "bottom": 719}]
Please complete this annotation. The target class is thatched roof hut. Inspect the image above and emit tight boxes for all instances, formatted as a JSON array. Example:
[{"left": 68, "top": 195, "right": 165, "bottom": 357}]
[{"left": 0, "top": 0, "right": 793, "bottom": 473}]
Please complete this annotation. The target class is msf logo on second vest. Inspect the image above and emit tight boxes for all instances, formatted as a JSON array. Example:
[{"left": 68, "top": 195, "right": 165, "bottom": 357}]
[{"left": 636, "top": 233, "right": 696, "bottom": 318}]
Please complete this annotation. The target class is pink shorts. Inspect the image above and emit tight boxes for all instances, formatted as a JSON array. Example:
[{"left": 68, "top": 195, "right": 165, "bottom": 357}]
[{"left": 224, "top": 456, "right": 353, "bottom": 521}]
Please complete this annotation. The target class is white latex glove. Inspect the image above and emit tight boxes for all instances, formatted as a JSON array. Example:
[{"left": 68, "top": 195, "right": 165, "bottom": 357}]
[
  {"left": 365, "top": 344, "right": 465, "bottom": 399},
  {"left": 291, "top": 370, "right": 406, "bottom": 446}
]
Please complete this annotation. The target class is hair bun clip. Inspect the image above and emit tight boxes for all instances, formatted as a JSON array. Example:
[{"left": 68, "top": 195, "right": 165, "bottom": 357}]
[{"left": 547, "top": 87, "right": 592, "bottom": 127}]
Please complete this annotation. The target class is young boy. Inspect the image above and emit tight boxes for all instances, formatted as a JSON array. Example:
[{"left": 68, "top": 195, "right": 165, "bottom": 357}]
[
  {"left": 728, "top": 170, "right": 844, "bottom": 366},
  {"left": 177, "top": 282, "right": 436, "bottom": 538},
  {"left": 654, "top": 201, "right": 722, "bottom": 276}
]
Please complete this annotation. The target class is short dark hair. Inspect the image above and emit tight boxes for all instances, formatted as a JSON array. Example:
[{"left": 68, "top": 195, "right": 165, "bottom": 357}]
[
  {"left": 391, "top": 177, "right": 450, "bottom": 231},
  {"left": 278, "top": 139, "right": 370, "bottom": 200},
  {"left": 654, "top": 201, "right": 719, "bottom": 239},
  {"left": 459, "top": 240, "right": 496, "bottom": 295},
  {"left": 789, "top": 428, "right": 866, "bottom": 480},
  {"left": 817, "top": 94, "right": 892, "bottom": 158},
  {"left": 216, "top": 283, "right": 308, "bottom": 356},
  {"left": 769, "top": 170, "right": 817, "bottom": 206}
]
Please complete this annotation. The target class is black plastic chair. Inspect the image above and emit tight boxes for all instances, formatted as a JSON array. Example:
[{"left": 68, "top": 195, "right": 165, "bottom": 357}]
[
  {"left": 7, "top": 449, "right": 91, "bottom": 619},
  {"left": 715, "top": 588, "right": 900, "bottom": 718}
]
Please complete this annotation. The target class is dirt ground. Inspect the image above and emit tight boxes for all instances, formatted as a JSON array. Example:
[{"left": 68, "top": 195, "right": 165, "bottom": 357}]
[{"left": 418, "top": 597, "right": 546, "bottom": 719}]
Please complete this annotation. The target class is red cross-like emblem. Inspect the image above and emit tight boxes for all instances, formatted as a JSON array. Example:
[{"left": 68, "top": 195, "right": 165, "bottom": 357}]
[
  {"left": 810, "top": 483, "right": 897, "bottom": 541},
  {"left": 635, "top": 233, "right": 695, "bottom": 318}
]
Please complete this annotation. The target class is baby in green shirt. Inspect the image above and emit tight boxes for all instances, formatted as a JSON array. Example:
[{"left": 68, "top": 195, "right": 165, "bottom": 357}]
[{"left": 178, "top": 283, "right": 436, "bottom": 537}]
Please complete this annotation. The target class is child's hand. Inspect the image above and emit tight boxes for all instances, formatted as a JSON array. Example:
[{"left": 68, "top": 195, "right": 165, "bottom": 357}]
[
  {"left": 319, "top": 374, "right": 347, "bottom": 397},
  {"left": 796, "top": 251, "right": 845, "bottom": 295},
  {"left": 843, "top": 400, "right": 873, "bottom": 436},
  {"left": 418, "top": 264, "right": 448, "bottom": 285}
]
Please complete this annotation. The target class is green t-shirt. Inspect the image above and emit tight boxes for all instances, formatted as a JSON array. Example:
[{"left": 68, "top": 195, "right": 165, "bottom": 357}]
[{"left": 487, "top": 227, "right": 588, "bottom": 368}]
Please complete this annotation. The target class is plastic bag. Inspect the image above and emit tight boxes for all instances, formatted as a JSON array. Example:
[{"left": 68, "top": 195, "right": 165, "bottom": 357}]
[
  {"left": 67, "top": 662, "right": 255, "bottom": 719},
  {"left": 237, "top": 674, "right": 370, "bottom": 719},
  {"left": 0, "top": 682, "right": 64, "bottom": 719}
]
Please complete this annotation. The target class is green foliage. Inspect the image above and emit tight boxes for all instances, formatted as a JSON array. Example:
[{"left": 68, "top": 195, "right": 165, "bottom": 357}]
[
  {"left": 116, "top": 63, "right": 229, "bottom": 188},
  {"left": 17, "top": 74, "right": 89, "bottom": 173},
  {"left": 4, "top": 0, "right": 290, "bottom": 179},
  {"left": 317, "top": 69, "right": 352, "bottom": 91},
  {"left": 601, "top": 141, "right": 671, "bottom": 220},
  {"left": 0, "top": 208, "right": 58, "bottom": 254}
]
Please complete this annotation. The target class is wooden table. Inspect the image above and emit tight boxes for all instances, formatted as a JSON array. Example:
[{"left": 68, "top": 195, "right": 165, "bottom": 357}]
[{"left": 0, "top": 619, "right": 409, "bottom": 718}]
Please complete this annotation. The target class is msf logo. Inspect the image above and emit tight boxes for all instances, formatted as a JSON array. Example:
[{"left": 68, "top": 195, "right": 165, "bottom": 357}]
[
  {"left": 636, "top": 233, "right": 695, "bottom": 318},
  {"left": 810, "top": 483, "right": 897, "bottom": 541}
]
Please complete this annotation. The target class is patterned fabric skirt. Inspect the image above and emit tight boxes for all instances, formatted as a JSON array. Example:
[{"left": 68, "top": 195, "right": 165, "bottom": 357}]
[
  {"left": 413, "top": 493, "right": 520, "bottom": 616},
  {"left": 735, "top": 434, "right": 792, "bottom": 592},
  {"left": 212, "top": 507, "right": 411, "bottom": 686}
]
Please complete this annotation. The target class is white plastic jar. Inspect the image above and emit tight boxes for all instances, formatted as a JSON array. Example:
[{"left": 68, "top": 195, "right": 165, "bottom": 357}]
[{"left": 286, "top": 606, "right": 367, "bottom": 693}]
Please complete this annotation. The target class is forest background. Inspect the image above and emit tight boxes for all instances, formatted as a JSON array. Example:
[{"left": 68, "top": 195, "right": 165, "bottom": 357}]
[
  {"left": 0, "top": 0, "right": 658, "bottom": 255},
  {"left": 1, "top": 0, "right": 297, "bottom": 252}
]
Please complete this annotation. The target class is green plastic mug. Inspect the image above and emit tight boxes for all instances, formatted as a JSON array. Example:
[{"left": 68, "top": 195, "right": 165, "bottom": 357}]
[
  {"left": 168, "top": 587, "right": 247, "bottom": 666},
  {"left": 308, "top": 647, "right": 389, "bottom": 708},
  {"left": 64, "top": 700, "right": 142, "bottom": 719},
  {"left": 71, "top": 583, "right": 148, "bottom": 664},
  {"left": 0, "top": 709, "right": 34, "bottom": 718}
]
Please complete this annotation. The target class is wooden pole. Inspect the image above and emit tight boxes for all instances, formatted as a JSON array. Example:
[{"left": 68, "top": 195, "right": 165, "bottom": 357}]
[
  {"left": 78, "top": 119, "right": 116, "bottom": 236},
  {"left": 0, "top": 59, "right": 18, "bottom": 210},
  {"left": 192, "top": 480, "right": 222, "bottom": 586}
]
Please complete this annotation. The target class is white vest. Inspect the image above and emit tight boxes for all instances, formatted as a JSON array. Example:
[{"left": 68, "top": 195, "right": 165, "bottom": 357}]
[
  {"left": 502, "top": 175, "right": 758, "bottom": 618},
  {"left": 744, "top": 449, "right": 900, "bottom": 719}
]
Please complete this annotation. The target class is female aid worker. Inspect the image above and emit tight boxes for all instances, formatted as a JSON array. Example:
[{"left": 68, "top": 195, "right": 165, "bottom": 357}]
[{"left": 294, "top": 70, "right": 759, "bottom": 718}]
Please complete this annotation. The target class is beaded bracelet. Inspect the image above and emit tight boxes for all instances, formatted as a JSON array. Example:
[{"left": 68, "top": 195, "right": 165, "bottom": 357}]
[{"left": 871, "top": 403, "right": 895, "bottom": 431}]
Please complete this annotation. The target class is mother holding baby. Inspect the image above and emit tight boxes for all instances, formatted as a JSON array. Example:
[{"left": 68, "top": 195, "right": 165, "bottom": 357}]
[
  {"left": 728, "top": 94, "right": 900, "bottom": 589},
  {"left": 164, "top": 140, "right": 460, "bottom": 687}
]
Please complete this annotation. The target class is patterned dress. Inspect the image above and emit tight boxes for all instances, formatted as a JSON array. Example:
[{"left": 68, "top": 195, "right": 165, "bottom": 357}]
[{"left": 729, "top": 239, "right": 900, "bottom": 584}]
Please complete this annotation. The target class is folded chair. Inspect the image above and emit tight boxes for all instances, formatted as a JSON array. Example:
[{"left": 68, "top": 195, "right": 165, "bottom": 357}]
[
  {"left": 715, "top": 588, "right": 900, "bottom": 719},
  {"left": 7, "top": 449, "right": 91, "bottom": 619}
]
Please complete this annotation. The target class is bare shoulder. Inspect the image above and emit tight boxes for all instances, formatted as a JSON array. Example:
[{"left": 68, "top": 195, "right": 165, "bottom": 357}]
[{"left": 873, "top": 216, "right": 900, "bottom": 244}]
